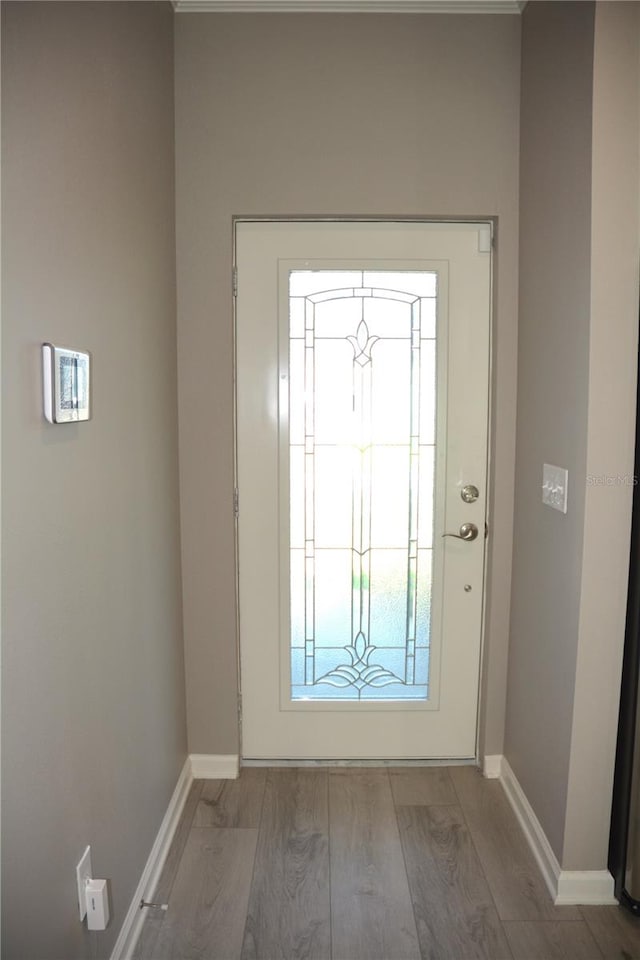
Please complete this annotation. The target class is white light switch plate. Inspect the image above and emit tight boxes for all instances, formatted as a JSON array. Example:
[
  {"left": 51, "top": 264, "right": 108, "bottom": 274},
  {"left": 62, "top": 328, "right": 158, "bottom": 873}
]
[
  {"left": 76, "top": 846, "right": 92, "bottom": 921},
  {"left": 542, "top": 463, "right": 568, "bottom": 513}
]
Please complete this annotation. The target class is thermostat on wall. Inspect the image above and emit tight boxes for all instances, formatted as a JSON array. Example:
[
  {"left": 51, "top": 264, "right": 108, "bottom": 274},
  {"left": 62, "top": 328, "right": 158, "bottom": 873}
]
[{"left": 42, "top": 343, "right": 91, "bottom": 424}]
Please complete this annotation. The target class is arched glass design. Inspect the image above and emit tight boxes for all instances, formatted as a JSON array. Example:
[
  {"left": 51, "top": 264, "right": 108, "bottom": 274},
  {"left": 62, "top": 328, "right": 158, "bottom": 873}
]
[{"left": 288, "top": 270, "right": 437, "bottom": 702}]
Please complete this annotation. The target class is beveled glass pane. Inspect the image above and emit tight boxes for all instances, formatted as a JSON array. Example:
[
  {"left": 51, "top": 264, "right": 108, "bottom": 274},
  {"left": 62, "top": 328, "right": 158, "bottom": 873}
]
[
  {"left": 290, "top": 270, "right": 363, "bottom": 297},
  {"left": 369, "top": 549, "right": 409, "bottom": 648},
  {"left": 419, "top": 341, "right": 436, "bottom": 445},
  {"left": 290, "top": 446, "right": 305, "bottom": 548},
  {"left": 418, "top": 446, "right": 435, "bottom": 547},
  {"left": 363, "top": 270, "right": 437, "bottom": 298},
  {"left": 314, "top": 340, "right": 354, "bottom": 444},
  {"left": 314, "top": 549, "right": 352, "bottom": 646},
  {"left": 364, "top": 648, "right": 406, "bottom": 680},
  {"left": 420, "top": 297, "right": 437, "bottom": 340},
  {"left": 364, "top": 682, "right": 427, "bottom": 701},
  {"left": 363, "top": 296, "right": 412, "bottom": 339},
  {"left": 315, "top": 446, "right": 353, "bottom": 548},
  {"left": 288, "top": 270, "right": 436, "bottom": 702},
  {"left": 415, "top": 648, "right": 429, "bottom": 685},
  {"left": 291, "top": 648, "right": 305, "bottom": 685},
  {"left": 314, "top": 297, "right": 361, "bottom": 338},
  {"left": 370, "top": 340, "right": 411, "bottom": 444},
  {"left": 290, "top": 298, "right": 305, "bottom": 338},
  {"left": 290, "top": 548, "right": 305, "bottom": 647},
  {"left": 370, "top": 447, "right": 410, "bottom": 548},
  {"left": 314, "top": 647, "right": 361, "bottom": 681},
  {"left": 295, "top": 654, "right": 360, "bottom": 701},
  {"left": 289, "top": 339, "right": 305, "bottom": 444},
  {"left": 416, "top": 549, "right": 433, "bottom": 647}
]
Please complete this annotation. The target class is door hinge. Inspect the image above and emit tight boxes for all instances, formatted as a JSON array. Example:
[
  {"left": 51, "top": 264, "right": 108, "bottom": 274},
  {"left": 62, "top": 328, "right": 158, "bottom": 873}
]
[
  {"left": 237, "top": 692, "right": 243, "bottom": 723},
  {"left": 478, "top": 225, "right": 493, "bottom": 254},
  {"left": 232, "top": 266, "right": 238, "bottom": 298},
  {"left": 234, "top": 487, "right": 239, "bottom": 519}
]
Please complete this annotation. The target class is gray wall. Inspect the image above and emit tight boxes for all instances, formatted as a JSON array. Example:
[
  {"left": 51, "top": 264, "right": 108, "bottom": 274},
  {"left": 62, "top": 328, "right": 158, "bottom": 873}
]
[
  {"left": 564, "top": 0, "right": 640, "bottom": 870},
  {"left": 5, "top": 8, "right": 634, "bottom": 954},
  {"left": 174, "top": 12, "right": 521, "bottom": 757},
  {"left": 1, "top": 4, "right": 187, "bottom": 958},
  {"left": 506, "top": 0, "right": 595, "bottom": 863},
  {"left": 506, "top": 0, "right": 640, "bottom": 869}
]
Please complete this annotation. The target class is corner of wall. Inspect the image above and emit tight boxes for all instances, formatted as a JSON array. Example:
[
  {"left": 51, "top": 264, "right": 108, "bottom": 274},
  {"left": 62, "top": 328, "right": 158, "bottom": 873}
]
[{"left": 562, "top": 0, "right": 640, "bottom": 871}]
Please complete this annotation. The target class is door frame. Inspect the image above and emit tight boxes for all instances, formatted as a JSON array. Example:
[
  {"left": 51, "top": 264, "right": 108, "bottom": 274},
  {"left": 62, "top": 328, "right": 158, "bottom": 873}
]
[{"left": 232, "top": 215, "right": 495, "bottom": 763}]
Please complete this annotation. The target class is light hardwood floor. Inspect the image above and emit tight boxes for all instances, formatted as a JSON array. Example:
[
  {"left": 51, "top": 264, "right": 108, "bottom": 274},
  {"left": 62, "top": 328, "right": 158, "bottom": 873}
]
[{"left": 134, "top": 766, "right": 640, "bottom": 960}]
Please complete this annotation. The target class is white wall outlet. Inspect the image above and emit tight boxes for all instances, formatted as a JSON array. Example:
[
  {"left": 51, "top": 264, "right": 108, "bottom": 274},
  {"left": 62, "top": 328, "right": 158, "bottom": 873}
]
[
  {"left": 76, "top": 846, "right": 92, "bottom": 921},
  {"left": 542, "top": 463, "right": 568, "bottom": 513}
]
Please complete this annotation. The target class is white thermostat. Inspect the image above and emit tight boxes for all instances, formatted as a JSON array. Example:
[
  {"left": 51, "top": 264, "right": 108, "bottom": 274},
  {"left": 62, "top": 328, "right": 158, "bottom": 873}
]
[{"left": 42, "top": 343, "right": 91, "bottom": 424}]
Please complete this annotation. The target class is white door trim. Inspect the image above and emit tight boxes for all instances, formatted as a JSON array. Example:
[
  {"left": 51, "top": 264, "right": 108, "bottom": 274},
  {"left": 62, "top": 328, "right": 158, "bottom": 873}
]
[{"left": 233, "top": 217, "right": 494, "bottom": 761}]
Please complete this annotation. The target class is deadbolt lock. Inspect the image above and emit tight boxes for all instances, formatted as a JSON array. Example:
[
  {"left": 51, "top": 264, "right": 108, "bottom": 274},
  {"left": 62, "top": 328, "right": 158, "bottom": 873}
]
[{"left": 461, "top": 484, "right": 480, "bottom": 504}]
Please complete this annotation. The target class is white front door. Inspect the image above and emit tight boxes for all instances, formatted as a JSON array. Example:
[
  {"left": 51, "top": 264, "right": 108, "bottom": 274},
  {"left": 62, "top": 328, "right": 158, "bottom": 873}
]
[{"left": 236, "top": 220, "right": 491, "bottom": 760}]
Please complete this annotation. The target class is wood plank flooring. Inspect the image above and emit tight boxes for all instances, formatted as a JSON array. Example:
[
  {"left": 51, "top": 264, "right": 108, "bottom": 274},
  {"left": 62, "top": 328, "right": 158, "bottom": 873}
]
[
  {"left": 135, "top": 766, "right": 640, "bottom": 960},
  {"left": 242, "top": 770, "right": 330, "bottom": 959},
  {"left": 330, "top": 770, "right": 419, "bottom": 960}
]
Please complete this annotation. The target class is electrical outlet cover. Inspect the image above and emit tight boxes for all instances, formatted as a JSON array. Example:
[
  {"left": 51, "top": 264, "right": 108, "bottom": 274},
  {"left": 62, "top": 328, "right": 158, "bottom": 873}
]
[{"left": 76, "top": 846, "right": 92, "bottom": 921}]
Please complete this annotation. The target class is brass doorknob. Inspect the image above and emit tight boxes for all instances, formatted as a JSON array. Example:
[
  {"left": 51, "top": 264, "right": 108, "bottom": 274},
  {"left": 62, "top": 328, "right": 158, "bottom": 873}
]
[{"left": 442, "top": 522, "right": 479, "bottom": 542}]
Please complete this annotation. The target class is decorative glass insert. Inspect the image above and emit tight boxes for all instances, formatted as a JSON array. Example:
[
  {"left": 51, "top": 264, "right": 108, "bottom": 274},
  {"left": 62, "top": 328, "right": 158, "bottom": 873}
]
[{"left": 289, "top": 271, "right": 437, "bottom": 702}]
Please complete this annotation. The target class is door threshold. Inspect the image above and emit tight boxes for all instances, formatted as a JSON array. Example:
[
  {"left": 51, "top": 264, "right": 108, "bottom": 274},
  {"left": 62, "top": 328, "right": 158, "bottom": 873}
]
[{"left": 241, "top": 757, "right": 477, "bottom": 768}]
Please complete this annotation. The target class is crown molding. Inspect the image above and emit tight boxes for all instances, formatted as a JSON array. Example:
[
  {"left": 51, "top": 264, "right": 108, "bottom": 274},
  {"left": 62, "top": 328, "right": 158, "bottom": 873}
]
[{"left": 172, "top": 0, "right": 525, "bottom": 13}]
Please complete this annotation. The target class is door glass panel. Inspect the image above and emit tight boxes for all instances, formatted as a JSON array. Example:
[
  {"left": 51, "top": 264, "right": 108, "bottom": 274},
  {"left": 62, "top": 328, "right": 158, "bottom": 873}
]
[{"left": 289, "top": 270, "right": 437, "bottom": 702}]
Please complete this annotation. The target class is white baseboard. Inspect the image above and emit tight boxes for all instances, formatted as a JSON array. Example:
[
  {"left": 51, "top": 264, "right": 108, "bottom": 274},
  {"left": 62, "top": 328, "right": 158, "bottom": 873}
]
[
  {"left": 499, "top": 755, "right": 616, "bottom": 906},
  {"left": 555, "top": 871, "right": 616, "bottom": 905},
  {"left": 110, "top": 757, "right": 193, "bottom": 960},
  {"left": 483, "top": 754, "right": 503, "bottom": 779},
  {"left": 500, "top": 756, "right": 561, "bottom": 901},
  {"left": 189, "top": 753, "right": 240, "bottom": 779}
]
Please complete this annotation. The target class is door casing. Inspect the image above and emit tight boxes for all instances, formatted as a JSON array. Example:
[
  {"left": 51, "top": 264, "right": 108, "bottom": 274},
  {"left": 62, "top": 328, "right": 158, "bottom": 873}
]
[{"left": 232, "top": 216, "right": 495, "bottom": 762}]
